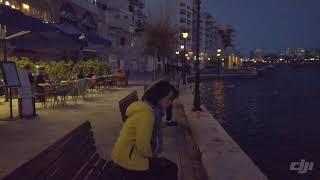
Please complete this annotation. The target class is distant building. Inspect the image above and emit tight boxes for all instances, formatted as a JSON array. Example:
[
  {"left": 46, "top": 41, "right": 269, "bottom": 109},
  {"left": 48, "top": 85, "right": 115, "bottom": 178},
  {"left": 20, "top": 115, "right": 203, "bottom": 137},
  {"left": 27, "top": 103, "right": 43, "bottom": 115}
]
[
  {"left": 224, "top": 54, "right": 242, "bottom": 69},
  {"left": 279, "top": 48, "right": 306, "bottom": 59},
  {"left": 202, "top": 12, "right": 215, "bottom": 58},
  {"left": 250, "top": 49, "right": 264, "bottom": 61}
]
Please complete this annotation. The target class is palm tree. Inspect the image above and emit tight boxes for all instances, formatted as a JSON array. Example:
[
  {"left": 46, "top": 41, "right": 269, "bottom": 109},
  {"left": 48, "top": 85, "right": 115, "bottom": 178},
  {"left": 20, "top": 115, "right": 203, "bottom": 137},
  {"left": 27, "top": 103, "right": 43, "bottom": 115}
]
[{"left": 144, "top": 16, "right": 178, "bottom": 79}]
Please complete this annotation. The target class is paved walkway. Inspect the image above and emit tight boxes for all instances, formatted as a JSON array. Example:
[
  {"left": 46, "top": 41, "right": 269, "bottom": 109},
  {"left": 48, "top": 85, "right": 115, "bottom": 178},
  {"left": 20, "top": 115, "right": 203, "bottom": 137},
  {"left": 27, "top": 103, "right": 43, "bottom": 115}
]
[{"left": 0, "top": 86, "right": 200, "bottom": 180}]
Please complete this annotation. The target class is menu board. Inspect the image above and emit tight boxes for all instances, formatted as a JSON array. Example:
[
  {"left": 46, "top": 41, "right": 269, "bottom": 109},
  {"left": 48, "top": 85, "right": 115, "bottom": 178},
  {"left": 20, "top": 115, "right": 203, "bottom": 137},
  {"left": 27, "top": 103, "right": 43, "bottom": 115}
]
[
  {"left": 18, "top": 70, "right": 32, "bottom": 98},
  {"left": 0, "top": 62, "right": 21, "bottom": 87}
]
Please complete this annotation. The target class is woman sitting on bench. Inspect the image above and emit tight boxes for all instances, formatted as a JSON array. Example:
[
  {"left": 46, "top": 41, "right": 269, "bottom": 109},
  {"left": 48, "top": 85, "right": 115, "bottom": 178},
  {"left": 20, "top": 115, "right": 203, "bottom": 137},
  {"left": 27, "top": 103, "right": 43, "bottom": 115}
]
[{"left": 110, "top": 81, "right": 179, "bottom": 180}]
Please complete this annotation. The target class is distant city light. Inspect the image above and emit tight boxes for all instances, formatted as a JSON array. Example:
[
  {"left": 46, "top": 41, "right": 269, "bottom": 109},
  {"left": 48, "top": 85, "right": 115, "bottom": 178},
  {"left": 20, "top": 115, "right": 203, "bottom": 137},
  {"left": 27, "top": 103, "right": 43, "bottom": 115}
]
[
  {"left": 5, "top": 1, "right": 10, "bottom": 6},
  {"left": 208, "top": 58, "right": 211, "bottom": 60},
  {"left": 180, "top": 45, "right": 185, "bottom": 50},
  {"left": 11, "top": 5, "right": 15, "bottom": 9}
]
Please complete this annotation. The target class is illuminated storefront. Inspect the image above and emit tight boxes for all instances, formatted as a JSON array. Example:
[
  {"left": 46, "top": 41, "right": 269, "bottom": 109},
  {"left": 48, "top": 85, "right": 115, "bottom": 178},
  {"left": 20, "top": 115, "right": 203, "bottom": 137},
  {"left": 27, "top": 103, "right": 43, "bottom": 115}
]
[{"left": 0, "top": 0, "right": 51, "bottom": 22}]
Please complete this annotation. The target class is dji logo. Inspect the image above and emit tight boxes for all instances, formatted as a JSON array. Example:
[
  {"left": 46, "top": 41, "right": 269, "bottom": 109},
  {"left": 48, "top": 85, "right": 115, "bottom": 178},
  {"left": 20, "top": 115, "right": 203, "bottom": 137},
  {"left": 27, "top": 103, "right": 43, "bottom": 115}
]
[{"left": 290, "top": 159, "right": 314, "bottom": 174}]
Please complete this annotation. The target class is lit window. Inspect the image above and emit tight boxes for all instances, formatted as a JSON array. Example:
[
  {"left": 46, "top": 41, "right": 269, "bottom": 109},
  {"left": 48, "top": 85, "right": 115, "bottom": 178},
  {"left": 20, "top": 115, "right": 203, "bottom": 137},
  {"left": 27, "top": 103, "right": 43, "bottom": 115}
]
[
  {"left": 5, "top": 1, "right": 10, "bottom": 6},
  {"left": 22, "top": 3, "right": 30, "bottom": 10}
]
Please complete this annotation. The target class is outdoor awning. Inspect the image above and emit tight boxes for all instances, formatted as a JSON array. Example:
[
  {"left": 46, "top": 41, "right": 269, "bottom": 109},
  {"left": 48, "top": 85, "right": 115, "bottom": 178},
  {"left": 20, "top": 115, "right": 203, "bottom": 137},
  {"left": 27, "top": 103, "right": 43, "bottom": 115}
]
[
  {"left": 86, "top": 32, "right": 112, "bottom": 47},
  {"left": 55, "top": 23, "right": 82, "bottom": 36},
  {"left": 8, "top": 31, "right": 82, "bottom": 51},
  {"left": 0, "top": 4, "right": 56, "bottom": 34},
  {"left": 0, "top": 5, "right": 82, "bottom": 51},
  {"left": 55, "top": 23, "right": 112, "bottom": 48}
]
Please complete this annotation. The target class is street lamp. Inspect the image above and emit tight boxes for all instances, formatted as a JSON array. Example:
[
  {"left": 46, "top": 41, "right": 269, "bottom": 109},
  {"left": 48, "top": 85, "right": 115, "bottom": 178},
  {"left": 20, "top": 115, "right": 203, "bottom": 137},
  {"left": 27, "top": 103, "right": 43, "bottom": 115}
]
[
  {"left": 176, "top": 51, "right": 180, "bottom": 55},
  {"left": 180, "top": 45, "right": 185, "bottom": 50},
  {"left": 216, "top": 48, "right": 222, "bottom": 74},
  {"left": 182, "top": 32, "right": 188, "bottom": 85},
  {"left": 193, "top": 0, "right": 202, "bottom": 112},
  {"left": 182, "top": 32, "right": 189, "bottom": 39}
]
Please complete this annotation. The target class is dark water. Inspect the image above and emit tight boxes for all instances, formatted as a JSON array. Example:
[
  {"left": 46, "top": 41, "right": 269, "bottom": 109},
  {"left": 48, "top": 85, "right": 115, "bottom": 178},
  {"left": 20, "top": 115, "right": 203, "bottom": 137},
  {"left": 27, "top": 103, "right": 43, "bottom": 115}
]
[{"left": 201, "top": 65, "right": 320, "bottom": 180}]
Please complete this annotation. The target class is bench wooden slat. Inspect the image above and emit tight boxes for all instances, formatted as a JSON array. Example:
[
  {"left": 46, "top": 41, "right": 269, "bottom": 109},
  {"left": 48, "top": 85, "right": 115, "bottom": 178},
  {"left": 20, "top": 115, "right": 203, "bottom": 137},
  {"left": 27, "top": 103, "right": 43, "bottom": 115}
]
[
  {"left": 85, "top": 159, "right": 108, "bottom": 180},
  {"left": 73, "top": 153, "right": 101, "bottom": 180},
  {"left": 38, "top": 135, "right": 95, "bottom": 179},
  {"left": 4, "top": 122, "right": 92, "bottom": 180},
  {"left": 49, "top": 143, "right": 96, "bottom": 179},
  {"left": 55, "top": 142, "right": 96, "bottom": 179}
]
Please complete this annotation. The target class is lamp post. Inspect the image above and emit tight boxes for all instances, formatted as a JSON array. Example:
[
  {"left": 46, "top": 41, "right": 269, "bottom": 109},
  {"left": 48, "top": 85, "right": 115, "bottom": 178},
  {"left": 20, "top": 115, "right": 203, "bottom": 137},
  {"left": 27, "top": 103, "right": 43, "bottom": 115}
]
[
  {"left": 182, "top": 32, "right": 188, "bottom": 84},
  {"left": 192, "top": 0, "right": 202, "bottom": 112},
  {"left": 0, "top": 25, "right": 7, "bottom": 61},
  {"left": 216, "top": 48, "right": 222, "bottom": 74}
]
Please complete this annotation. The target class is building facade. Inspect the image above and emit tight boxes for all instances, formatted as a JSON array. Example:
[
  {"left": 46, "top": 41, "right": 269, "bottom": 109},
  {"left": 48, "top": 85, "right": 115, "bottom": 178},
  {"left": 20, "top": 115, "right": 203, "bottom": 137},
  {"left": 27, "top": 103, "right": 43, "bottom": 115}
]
[{"left": 202, "top": 12, "right": 215, "bottom": 58}]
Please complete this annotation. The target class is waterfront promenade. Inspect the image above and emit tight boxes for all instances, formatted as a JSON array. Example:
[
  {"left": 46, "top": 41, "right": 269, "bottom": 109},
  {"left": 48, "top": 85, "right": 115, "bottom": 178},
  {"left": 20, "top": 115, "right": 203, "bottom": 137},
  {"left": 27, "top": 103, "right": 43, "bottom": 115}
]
[
  {"left": 0, "top": 74, "right": 268, "bottom": 180},
  {"left": 0, "top": 83, "right": 203, "bottom": 180}
]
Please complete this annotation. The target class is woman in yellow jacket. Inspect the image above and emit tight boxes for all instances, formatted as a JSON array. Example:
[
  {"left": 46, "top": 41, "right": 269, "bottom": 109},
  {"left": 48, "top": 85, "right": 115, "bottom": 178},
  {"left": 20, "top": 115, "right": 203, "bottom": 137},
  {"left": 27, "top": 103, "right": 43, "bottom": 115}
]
[{"left": 110, "top": 81, "right": 179, "bottom": 180}]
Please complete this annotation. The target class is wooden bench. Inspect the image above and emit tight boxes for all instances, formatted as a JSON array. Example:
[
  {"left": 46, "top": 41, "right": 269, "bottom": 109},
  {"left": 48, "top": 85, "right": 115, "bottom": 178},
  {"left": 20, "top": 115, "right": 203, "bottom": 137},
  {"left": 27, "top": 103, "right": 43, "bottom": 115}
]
[
  {"left": 4, "top": 121, "right": 111, "bottom": 180},
  {"left": 118, "top": 90, "right": 139, "bottom": 122}
]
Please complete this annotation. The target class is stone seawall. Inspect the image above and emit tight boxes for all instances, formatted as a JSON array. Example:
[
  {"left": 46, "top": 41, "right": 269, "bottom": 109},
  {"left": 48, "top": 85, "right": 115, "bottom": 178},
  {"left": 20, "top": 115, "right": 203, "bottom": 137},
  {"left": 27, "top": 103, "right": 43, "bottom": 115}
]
[{"left": 179, "top": 86, "right": 268, "bottom": 180}]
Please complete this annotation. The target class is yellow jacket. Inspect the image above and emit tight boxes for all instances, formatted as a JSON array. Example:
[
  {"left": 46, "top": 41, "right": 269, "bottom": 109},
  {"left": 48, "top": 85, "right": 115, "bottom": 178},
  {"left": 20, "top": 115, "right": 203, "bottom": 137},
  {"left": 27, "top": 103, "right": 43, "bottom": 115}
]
[{"left": 111, "top": 101, "right": 155, "bottom": 171}]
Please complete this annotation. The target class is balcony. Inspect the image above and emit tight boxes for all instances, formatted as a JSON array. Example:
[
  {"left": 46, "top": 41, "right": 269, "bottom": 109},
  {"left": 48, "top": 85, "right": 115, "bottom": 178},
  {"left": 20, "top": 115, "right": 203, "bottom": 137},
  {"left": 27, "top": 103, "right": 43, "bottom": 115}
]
[{"left": 104, "top": 9, "right": 131, "bottom": 31}]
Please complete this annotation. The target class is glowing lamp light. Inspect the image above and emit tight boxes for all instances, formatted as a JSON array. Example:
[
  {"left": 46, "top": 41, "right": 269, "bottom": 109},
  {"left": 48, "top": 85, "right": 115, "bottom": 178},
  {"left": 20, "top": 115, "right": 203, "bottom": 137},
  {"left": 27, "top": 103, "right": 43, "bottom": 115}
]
[
  {"left": 217, "top": 48, "right": 222, "bottom": 53},
  {"left": 22, "top": 3, "right": 30, "bottom": 10},
  {"left": 180, "top": 45, "right": 185, "bottom": 50},
  {"left": 182, "top": 32, "right": 189, "bottom": 39},
  {"left": 5, "top": 1, "right": 10, "bottom": 6},
  {"left": 175, "top": 51, "right": 180, "bottom": 55},
  {"left": 11, "top": 5, "right": 15, "bottom": 9}
]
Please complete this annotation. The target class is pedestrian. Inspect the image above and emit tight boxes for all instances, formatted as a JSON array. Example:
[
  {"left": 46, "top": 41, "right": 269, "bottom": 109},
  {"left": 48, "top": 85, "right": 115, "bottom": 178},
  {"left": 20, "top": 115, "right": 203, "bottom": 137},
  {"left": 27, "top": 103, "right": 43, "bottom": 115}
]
[
  {"left": 24, "top": 64, "right": 34, "bottom": 84},
  {"left": 108, "top": 81, "right": 179, "bottom": 180},
  {"left": 77, "top": 68, "right": 85, "bottom": 79}
]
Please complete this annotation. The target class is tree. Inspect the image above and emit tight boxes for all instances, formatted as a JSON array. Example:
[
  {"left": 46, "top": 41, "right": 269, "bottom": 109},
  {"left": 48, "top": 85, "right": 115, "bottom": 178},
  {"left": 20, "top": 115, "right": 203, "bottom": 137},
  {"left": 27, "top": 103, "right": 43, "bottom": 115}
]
[{"left": 144, "top": 16, "right": 179, "bottom": 78}]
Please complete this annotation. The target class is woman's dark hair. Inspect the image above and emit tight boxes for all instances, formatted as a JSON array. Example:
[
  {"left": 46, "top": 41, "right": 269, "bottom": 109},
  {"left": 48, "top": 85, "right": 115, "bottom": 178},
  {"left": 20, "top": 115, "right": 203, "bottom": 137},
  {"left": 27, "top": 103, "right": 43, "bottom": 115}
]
[{"left": 142, "top": 81, "right": 179, "bottom": 106}]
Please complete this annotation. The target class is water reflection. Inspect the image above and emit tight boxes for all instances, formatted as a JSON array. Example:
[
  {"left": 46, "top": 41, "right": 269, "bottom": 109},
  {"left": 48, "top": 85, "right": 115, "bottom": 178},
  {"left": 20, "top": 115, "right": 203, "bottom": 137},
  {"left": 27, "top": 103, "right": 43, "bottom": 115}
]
[
  {"left": 211, "top": 81, "right": 225, "bottom": 123},
  {"left": 201, "top": 65, "right": 320, "bottom": 180}
]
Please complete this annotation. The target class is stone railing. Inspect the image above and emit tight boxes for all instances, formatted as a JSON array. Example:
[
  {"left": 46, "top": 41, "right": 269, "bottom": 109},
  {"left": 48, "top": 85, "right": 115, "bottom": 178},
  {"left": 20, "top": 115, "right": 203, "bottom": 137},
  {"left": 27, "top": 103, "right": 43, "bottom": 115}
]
[{"left": 179, "top": 86, "right": 269, "bottom": 180}]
